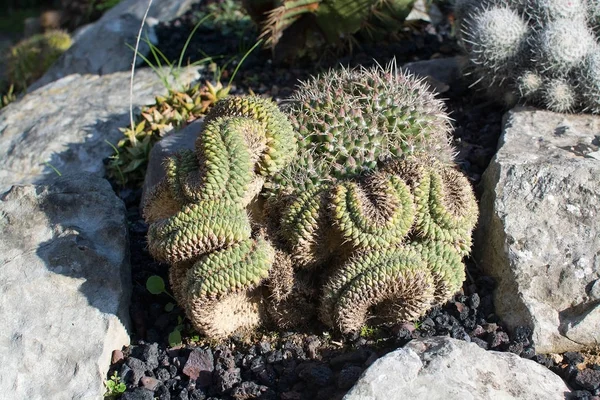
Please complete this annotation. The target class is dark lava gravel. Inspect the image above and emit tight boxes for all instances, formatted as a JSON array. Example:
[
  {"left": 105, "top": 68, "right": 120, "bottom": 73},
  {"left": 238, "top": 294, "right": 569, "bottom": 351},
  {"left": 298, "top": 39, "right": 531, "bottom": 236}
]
[{"left": 106, "top": 2, "right": 600, "bottom": 399}]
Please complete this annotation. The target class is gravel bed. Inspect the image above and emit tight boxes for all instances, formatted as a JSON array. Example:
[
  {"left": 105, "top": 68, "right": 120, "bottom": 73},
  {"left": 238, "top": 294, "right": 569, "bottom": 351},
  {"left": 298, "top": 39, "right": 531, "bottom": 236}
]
[{"left": 106, "top": 2, "right": 600, "bottom": 399}]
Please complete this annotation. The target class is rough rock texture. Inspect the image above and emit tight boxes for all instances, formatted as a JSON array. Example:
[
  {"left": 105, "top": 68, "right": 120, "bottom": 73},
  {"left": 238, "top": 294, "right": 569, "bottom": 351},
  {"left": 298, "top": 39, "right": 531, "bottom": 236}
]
[
  {"left": 0, "top": 174, "right": 131, "bottom": 400},
  {"left": 0, "top": 67, "right": 199, "bottom": 193},
  {"left": 31, "top": 0, "right": 196, "bottom": 90},
  {"left": 402, "top": 56, "right": 466, "bottom": 94},
  {"left": 476, "top": 107, "right": 600, "bottom": 354},
  {"left": 344, "top": 337, "right": 571, "bottom": 400},
  {"left": 141, "top": 118, "right": 203, "bottom": 205}
]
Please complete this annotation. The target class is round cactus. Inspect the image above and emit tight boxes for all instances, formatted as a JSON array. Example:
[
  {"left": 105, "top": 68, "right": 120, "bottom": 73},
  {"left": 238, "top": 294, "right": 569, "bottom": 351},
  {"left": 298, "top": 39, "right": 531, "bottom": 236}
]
[
  {"left": 457, "top": 0, "right": 600, "bottom": 113},
  {"left": 462, "top": 6, "right": 529, "bottom": 77},
  {"left": 7, "top": 30, "right": 71, "bottom": 91}
]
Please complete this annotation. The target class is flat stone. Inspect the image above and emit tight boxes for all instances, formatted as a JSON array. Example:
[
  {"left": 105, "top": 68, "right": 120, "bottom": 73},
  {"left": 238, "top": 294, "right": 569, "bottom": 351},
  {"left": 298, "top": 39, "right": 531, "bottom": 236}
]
[
  {"left": 402, "top": 56, "right": 467, "bottom": 93},
  {"left": 0, "top": 67, "right": 199, "bottom": 193},
  {"left": 476, "top": 107, "right": 600, "bottom": 354},
  {"left": 0, "top": 174, "right": 130, "bottom": 399},
  {"left": 30, "top": 0, "right": 196, "bottom": 90},
  {"left": 344, "top": 337, "right": 571, "bottom": 400}
]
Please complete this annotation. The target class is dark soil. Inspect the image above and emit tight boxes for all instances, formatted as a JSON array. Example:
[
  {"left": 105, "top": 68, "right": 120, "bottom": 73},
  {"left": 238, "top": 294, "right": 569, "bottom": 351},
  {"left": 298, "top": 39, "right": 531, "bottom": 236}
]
[{"left": 107, "top": 2, "right": 600, "bottom": 400}]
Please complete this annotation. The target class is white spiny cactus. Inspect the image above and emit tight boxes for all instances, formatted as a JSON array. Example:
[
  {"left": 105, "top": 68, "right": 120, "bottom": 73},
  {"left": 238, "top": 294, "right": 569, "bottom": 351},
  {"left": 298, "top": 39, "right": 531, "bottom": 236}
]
[{"left": 457, "top": 0, "right": 600, "bottom": 114}]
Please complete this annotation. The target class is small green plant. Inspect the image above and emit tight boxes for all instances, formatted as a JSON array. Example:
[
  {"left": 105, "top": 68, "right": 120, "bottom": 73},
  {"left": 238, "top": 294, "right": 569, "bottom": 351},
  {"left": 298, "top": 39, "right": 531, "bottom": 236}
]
[
  {"left": 104, "top": 371, "right": 126, "bottom": 399},
  {"left": 1, "top": 84, "right": 17, "bottom": 108},
  {"left": 146, "top": 275, "right": 176, "bottom": 301},
  {"left": 359, "top": 325, "right": 383, "bottom": 339}
]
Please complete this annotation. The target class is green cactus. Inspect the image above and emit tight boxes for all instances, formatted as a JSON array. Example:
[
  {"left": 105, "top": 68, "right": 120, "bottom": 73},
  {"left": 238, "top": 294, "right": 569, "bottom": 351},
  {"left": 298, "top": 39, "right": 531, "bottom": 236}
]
[
  {"left": 408, "top": 240, "right": 466, "bottom": 305},
  {"left": 205, "top": 96, "right": 297, "bottom": 177},
  {"left": 384, "top": 157, "right": 479, "bottom": 256},
  {"left": 144, "top": 66, "right": 479, "bottom": 338},
  {"left": 319, "top": 246, "right": 436, "bottom": 333},
  {"left": 7, "top": 30, "right": 71, "bottom": 91},
  {"left": 331, "top": 174, "right": 415, "bottom": 250},
  {"left": 147, "top": 200, "right": 252, "bottom": 264},
  {"left": 457, "top": 0, "right": 600, "bottom": 113},
  {"left": 185, "top": 238, "right": 275, "bottom": 299},
  {"left": 143, "top": 96, "right": 297, "bottom": 338},
  {"left": 269, "top": 63, "right": 455, "bottom": 194},
  {"left": 243, "top": 0, "right": 415, "bottom": 56}
]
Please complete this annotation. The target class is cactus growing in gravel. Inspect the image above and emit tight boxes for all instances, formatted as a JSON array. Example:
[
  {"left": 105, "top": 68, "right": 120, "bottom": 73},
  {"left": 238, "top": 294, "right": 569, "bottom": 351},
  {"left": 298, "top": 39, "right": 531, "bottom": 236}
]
[
  {"left": 7, "top": 30, "right": 71, "bottom": 91},
  {"left": 144, "top": 64, "right": 479, "bottom": 338},
  {"left": 143, "top": 96, "right": 297, "bottom": 338},
  {"left": 457, "top": 0, "right": 600, "bottom": 113},
  {"left": 261, "top": 63, "right": 477, "bottom": 333}
]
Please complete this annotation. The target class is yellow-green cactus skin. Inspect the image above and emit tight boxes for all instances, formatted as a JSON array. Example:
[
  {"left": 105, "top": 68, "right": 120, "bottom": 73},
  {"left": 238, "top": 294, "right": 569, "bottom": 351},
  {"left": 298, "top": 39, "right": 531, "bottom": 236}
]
[{"left": 144, "top": 96, "right": 297, "bottom": 338}]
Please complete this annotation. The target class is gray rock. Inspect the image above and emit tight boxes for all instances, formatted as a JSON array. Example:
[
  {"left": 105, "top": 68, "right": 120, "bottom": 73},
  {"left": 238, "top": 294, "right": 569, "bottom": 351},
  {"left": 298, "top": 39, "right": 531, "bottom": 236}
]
[
  {"left": 0, "top": 174, "right": 130, "bottom": 400},
  {"left": 344, "top": 337, "right": 571, "bottom": 400},
  {"left": 141, "top": 119, "right": 204, "bottom": 205},
  {"left": 31, "top": 0, "right": 196, "bottom": 90},
  {"left": 476, "top": 107, "right": 600, "bottom": 354},
  {"left": 402, "top": 56, "right": 467, "bottom": 93},
  {"left": 0, "top": 67, "right": 199, "bottom": 193}
]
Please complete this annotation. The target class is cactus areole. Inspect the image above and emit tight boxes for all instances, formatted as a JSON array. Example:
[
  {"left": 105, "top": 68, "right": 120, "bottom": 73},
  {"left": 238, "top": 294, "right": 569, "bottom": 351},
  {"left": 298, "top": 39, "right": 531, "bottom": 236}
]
[{"left": 143, "top": 63, "right": 478, "bottom": 339}]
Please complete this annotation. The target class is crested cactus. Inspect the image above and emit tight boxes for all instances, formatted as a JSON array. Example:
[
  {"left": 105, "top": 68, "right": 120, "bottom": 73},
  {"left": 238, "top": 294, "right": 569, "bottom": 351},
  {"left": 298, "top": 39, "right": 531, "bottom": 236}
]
[
  {"left": 143, "top": 96, "right": 297, "bottom": 338},
  {"left": 269, "top": 63, "right": 455, "bottom": 194},
  {"left": 144, "top": 64, "right": 479, "bottom": 338},
  {"left": 457, "top": 0, "right": 600, "bottom": 113}
]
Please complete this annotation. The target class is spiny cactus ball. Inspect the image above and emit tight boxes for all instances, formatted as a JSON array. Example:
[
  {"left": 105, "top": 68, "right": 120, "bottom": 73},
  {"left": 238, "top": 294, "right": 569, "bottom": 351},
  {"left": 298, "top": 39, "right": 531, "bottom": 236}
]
[
  {"left": 457, "top": 0, "right": 600, "bottom": 113},
  {"left": 270, "top": 63, "right": 455, "bottom": 194}
]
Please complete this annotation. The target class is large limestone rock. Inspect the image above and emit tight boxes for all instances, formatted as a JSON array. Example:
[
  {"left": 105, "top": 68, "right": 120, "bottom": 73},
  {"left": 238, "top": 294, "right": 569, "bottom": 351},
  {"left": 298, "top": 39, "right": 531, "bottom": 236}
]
[
  {"left": 0, "top": 174, "right": 130, "bottom": 400},
  {"left": 476, "top": 107, "right": 600, "bottom": 354},
  {"left": 344, "top": 337, "right": 571, "bottom": 400},
  {"left": 31, "top": 0, "right": 196, "bottom": 90},
  {"left": 0, "top": 67, "right": 199, "bottom": 193}
]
